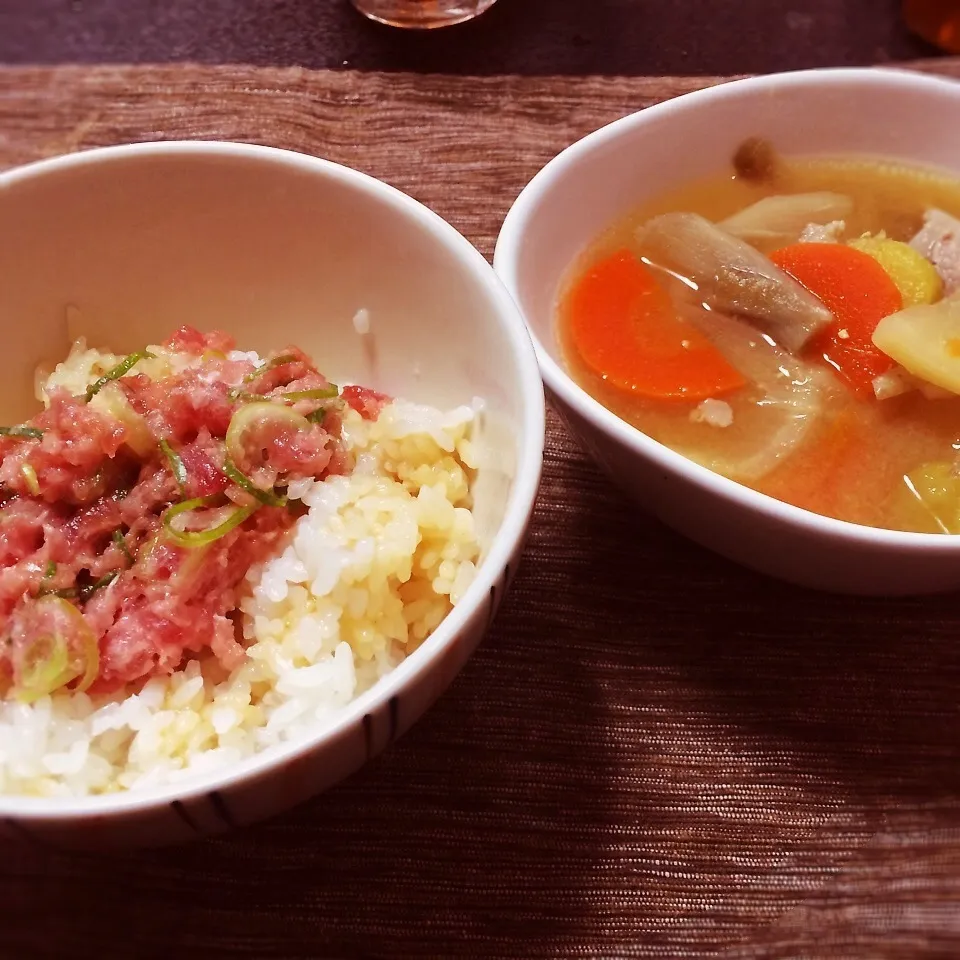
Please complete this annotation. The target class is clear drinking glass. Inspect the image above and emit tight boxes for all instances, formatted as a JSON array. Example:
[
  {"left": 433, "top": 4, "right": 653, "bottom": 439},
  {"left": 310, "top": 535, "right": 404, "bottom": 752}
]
[{"left": 350, "top": 0, "right": 498, "bottom": 29}]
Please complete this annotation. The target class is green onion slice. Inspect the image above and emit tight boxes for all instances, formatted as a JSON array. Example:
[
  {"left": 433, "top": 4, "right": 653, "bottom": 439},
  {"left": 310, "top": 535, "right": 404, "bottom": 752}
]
[
  {"left": 38, "top": 568, "right": 121, "bottom": 603},
  {"left": 241, "top": 353, "right": 298, "bottom": 384},
  {"left": 45, "top": 571, "right": 121, "bottom": 603},
  {"left": 79, "top": 570, "right": 119, "bottom": 601},
  {"left": 222, "top": 459, "right": 286, "bottom": 507},
  {"left": 89, "top": 382, "right": 156, "bottom": 457},
  {"left": 230, "top": 384, "right": 338, "bottom": 406},
  {"left": 159, "top": 438, "right": 188, "bottom": 493},
  {"left": 162, "top": 496, "right": 258, "bottom": 548},
  {"left": 20, "top": 463, "right": 40, "bottom": 496},
  {"left": 280, "top": 385, "right": 339, "bottom": 401},
  {"left": 225, "top": 402, "right": 310, "bottom": 468},
  {"left": 306, "top": 409, "right": 326, "bottom": 425},
  {"left": 227, "top": 389, "right": 260, "bottom": 403},
  {"left": 16, "top": 634, "right": 75, "bottom": 703},
  {"left": 112, "top": 530, "right": 134, "bottom": 566},
  {"left": 14, "top": 596, "right": 99, "bottom": 702},
  {"left": 0, "top": 426, "right": 43, "bottom": 439},
  {"left": 84, "top": 350, "right": 154, "bottom": 402},
  {"left": 37, "top": 584, "right": 72, "bottom": 599},
  {"left": 61, "top": 597, "right": 101, "bottom": 691}
]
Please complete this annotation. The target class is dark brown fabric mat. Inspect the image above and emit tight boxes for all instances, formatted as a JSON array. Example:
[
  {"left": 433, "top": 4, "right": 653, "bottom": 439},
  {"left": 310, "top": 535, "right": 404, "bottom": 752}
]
[
  {"left": 0, "top": 0, "right": 939, "bottom": 78},
  {"left": 1, "top": 63, "right": 960, "bottom": 958}
]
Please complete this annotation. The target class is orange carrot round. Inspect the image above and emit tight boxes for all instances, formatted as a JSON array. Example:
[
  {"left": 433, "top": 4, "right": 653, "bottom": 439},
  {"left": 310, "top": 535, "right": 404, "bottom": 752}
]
[
  {"left": 567, "top": 249, "right": 746, "bottom": 401},
  {"left": 769, "top": 243, "right": 903, "bottom": 397}
]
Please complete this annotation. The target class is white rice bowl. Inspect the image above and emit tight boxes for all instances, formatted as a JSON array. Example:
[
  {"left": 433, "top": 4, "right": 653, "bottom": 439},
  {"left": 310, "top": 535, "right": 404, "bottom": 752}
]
[{"left": 0, "top": 366, "right": 480, "bottom": 797}]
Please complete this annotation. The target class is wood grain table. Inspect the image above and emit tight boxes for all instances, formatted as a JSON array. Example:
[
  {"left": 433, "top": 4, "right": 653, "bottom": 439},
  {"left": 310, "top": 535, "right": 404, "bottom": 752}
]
[{"left": 1, "top": 61, "right": 959, "bottom": 958}]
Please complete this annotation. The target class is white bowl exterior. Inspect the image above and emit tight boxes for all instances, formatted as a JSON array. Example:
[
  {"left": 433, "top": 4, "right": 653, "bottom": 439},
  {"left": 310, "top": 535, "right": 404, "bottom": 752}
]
[
  {"left": 495, "top": 67, "right": 960, "bottom": 595},
  {"left": 1, "top": 585, "right": 518, "bottom": 848},
  {"left": 551, "top": 394, "right": 960, "bottom": 594},
  {"left": 0, "top": 142, "right": 544, "bottom": 845}
]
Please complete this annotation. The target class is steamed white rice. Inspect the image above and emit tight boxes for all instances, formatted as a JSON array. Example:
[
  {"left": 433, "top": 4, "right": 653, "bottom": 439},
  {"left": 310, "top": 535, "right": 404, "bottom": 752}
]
[{"left": 0, "top": 367, "right": 480, "bottom": 797}]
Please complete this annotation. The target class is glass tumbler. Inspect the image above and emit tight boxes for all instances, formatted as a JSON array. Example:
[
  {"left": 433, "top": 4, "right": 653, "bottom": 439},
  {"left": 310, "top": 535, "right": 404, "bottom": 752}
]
[{"left": 350, "top": 0, "right": 498, "bottom": 29}]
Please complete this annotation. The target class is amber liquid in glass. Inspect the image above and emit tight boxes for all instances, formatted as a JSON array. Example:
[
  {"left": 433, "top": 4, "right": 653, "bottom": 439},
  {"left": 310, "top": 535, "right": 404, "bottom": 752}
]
[{"left": 904, "top": 0, "right": 960, "bottom": 52}]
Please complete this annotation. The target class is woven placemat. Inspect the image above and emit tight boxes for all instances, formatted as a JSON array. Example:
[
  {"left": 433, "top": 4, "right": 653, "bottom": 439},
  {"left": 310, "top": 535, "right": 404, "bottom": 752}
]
[{"left": 1, "top": 63, "right": 959, "bottom": 959}]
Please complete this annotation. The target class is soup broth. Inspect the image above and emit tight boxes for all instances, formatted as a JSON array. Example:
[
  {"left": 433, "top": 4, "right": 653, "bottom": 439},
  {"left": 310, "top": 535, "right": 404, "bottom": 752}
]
[{"left": 558, "top": 152, "right": 960, "bottom": 533}]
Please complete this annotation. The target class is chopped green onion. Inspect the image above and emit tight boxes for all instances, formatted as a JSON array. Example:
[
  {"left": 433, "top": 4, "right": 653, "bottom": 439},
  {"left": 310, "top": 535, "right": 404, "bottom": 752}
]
[
  {"left": 280, "top": 385, "right": 339, "bottom": 401},
  {"left": 45, "top": 570, "right": 120, "bottom": 603},
  {"left": 112, "top": 530, "right": 134, "bottom": 565},
  {"left": 45, "top": 595, "right": 99, "bottom": 691},
  {"left": 89, "top": 382, "right": 156, "bottom": 456},
  {"left": 78, "top": 570, "right": 119, "bottom": 601},
  {"left": 16, "top": 634, "right": 76, "bottom": 703},
  {"left": 43, "top": 561, "right": 56, "bottom": 579},
  {"left": 159, "top": 438, "right": 188, "bottom": 493},
  {"left": 162, "top": 496, "right": 258, "bottom": 548},
  {"left": 230, "top": 385, "right": 338, "bottom": 406},
  {"left": 225, "top": 402, "right": 310, "bottom": 468},
  {"left": 75, "top": 617, "right": 100, "bottom": 691},
  {"left": 0, "top": 425, "right": 43, "bottom": 439},
  {"left": 222, "top": 459, "right": 286, "bottom": 507},
  {"left": 242, "top": 353, "right": 298, "bottom": 384},
  {"left": 84, "top": 350, "right": 154, "bottom": 402},
  {"left": 227, "top": 389, "right": 260, "bottom": 403},
  {"left": 306, "top": 409, "right": 326, "bottom": 425},
  {"left": 20, "top": 463, "right": 40, "bottom": 496},
  {"left": 37, "top": 582, "right": 75, "bottom": 599},
  {"left": 14, "top": 596, "right": 100, "bottom": 701}
]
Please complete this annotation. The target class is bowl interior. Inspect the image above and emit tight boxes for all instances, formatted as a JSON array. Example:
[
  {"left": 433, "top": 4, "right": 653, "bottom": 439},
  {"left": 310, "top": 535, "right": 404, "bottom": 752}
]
[
  {"left": 0, "top": 144, "right": 534, "bottom": 557},
  {"left": 498, "top": 69, "right": 960, "bottom": 371}
]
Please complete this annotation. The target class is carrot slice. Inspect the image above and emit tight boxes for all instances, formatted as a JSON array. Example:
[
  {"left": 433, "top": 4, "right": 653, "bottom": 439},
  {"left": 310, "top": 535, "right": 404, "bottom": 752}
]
[
  {"left": 769, "top": 243, "right": 903, "bottom": 397},
  {"left": 567, "top": 249, "right": 746, "bottom": 401}
]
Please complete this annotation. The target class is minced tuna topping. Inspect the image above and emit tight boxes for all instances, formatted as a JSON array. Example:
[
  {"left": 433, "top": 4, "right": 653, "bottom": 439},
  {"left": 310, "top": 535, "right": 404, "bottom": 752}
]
[{"left": 0, "top": 326, "right": 388, "bottom": 701}]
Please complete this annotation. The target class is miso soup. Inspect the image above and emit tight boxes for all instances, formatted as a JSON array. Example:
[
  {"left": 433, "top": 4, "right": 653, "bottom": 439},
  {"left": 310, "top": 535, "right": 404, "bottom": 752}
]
[{"left": 558, "top": 143, "right": 960, "bottom": 534}]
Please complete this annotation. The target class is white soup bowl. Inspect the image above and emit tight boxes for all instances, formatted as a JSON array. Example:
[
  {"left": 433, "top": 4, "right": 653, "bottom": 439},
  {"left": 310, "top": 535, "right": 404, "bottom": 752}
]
[{"left": 495, "top": 67, "right": 960, "bottom": 596}]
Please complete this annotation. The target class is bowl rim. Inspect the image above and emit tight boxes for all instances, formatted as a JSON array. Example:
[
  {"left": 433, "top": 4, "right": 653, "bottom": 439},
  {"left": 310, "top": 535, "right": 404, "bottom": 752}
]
[
  {"left": 0, "top": 139, "right": 546, "bottom": 819},
  {"left": 493, "top": 65, "right": 960, "bottom": 557}
]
